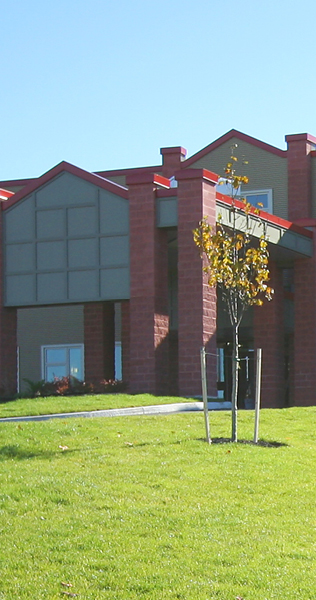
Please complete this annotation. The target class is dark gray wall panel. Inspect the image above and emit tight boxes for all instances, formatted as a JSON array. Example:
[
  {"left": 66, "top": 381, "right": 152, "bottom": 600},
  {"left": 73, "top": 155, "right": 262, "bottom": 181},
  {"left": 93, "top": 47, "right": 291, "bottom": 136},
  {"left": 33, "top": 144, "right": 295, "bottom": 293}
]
[
  {"left": 5, "top": 198, "right": 34, "bottom": 242},
  {"left": 37, "top": 273, "right": 66, "bottom": 302},
  {"left": 68, "top": 239, "right": 97, "bottom": 268},
  {"left": 6, "top": 274, "right": 35, "bottom": 304},
  {"left": 68, "top": 270, "right": 99, "bottom": 300},
  {"left": 36, "top": 172, "right": 98, "bottom": 207},
  {"left": 100, "top": 267, "right": 130, "bottom": 299},
  {"left": 37, "top": 241, "right": 65, "bottom": 270},
  {"left": 100, "top": 236, "right": 129, "bottom": 267},
  {"left": 156, "top": 197, "right": 178, "bottom": 227},
  {"left": 6, "top": 243, "right": 34, "bottom": 273},
  {"left": 36, "top": 209, "right": 65, "bottom": 239},
  {"left": 67, "top": 206, "right": 96, "bottom": 236},
  {"left": 100, "top": 191, "right": 129, "bottom": 234},
  {"left": 4, "top": 172, "right": 130, "bottom": 306}
]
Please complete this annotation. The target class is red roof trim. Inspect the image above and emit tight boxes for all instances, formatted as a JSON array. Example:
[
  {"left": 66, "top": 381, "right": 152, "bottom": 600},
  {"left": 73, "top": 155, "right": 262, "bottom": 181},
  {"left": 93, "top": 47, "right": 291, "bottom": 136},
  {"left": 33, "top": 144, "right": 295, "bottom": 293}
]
[
  {"left": 184, "top": 129, "right": 286, "bottom": 167},
  {"left": 176, "top": 168, "right": 218, "bottom": 184},
  {"left": 126, "top": 172, "right": 170, "bottom": 188},
  {"left": 0, "top": 188, "right": 14, "bottom": 200},
  {"left": 2, "top": 161, "right": 128, "bottom": 210},
  {"left": 0, "top": 177, "right": 36, "bottom": 188},
  {"left": 216, "top": 192, "right": 313, "bottom": 239}
]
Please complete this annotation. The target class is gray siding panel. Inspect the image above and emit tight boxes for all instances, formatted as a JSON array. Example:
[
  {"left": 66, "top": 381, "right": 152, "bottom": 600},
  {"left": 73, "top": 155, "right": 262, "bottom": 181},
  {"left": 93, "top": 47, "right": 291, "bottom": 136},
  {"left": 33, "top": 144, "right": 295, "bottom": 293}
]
[
  {"left": 68, "top": 239, "right": 97, "bottom": 268},
  {"left": 100, "top": 190, "right": 129, "bottom": 234},
  {"left": 35, "top": 173, "right": 98, "bottom": 207},
  {"left": 37, "top": 272, "right": 66, "bottom": 303},
  {"left": 5, "top": 198, "right": 35, "bottom": 242},
  {"left": 36, "top": 209, "right": 65, "bottom": 239},
  {"left": 68, "top": 270, "right": 99, "bottom": 300},
  {"left": 6, "top": 243, "right": 34, "bottom": 273},
  {"left": 4, "top": 172, "right": 130, "bottom": 306},
  {"left": 37, "top": 241, "right": 65, "bottom": 270}
]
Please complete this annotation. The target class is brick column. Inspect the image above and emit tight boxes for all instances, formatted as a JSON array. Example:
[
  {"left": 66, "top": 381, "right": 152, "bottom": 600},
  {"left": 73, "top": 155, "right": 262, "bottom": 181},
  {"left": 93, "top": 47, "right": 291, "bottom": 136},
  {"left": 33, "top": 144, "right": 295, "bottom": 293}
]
[
  {"left": 84, "top": 302, "right": 115, "bottom": 384},
  {"left": 126, "top": 173, "right": 170, "bottom": 395},
  {"left": 0, "top": 207, "right": 17, "bottom": 397},
  {"left": 160, "top": 146, "right": 187, "bottom": 179},
  {"left": 253, "top": 261, "right": 284, "bottom": 408},
  {"left": 286, "top": 133, "right": 316, "bottom": 222},
  {"left": 293, "top": 229, "right": 316, "bottom": 405},
  {"left": 176, "top": 169, "right": 218, "bottom": 398}
]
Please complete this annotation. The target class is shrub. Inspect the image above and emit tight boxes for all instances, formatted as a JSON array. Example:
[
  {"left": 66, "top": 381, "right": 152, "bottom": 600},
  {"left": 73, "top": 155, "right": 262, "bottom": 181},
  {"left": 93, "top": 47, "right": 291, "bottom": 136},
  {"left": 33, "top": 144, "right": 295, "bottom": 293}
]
[{"left": 22, "top": 377, "right": 126, "bottom": 398}]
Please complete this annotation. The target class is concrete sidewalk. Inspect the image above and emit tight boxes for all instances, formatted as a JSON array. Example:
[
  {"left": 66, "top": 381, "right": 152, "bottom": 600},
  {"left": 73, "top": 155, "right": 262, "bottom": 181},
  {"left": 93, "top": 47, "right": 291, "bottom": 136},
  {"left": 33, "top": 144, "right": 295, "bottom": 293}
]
[{"left": 0, "top": 401, "right": 231, "bottom": 423}]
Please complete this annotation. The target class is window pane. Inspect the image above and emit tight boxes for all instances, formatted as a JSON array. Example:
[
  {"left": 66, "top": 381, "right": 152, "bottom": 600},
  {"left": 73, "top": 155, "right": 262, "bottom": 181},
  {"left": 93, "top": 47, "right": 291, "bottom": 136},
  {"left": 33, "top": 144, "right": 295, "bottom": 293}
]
[
  {"left": 46, "top": 365, "right": 67, "bottom": 381},
  {"left": 115, "top": 342, "right": 122, "bottom": 380},
  {"left": 69, "top": 347, "right": 83, "bottom": 380},
  {"left": 46, "top": 348, "right": 67, "bottom": 364}
]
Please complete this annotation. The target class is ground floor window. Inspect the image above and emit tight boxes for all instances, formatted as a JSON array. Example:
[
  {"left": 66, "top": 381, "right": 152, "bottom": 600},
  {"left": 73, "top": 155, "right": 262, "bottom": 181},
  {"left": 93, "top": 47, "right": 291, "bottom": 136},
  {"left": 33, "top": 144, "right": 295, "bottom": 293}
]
[
  {"left": 115, "top": 342, "right": 122, "bottom": 380},
  {"left": 41, "top": 344, "right": 84, "bottom": 382}
]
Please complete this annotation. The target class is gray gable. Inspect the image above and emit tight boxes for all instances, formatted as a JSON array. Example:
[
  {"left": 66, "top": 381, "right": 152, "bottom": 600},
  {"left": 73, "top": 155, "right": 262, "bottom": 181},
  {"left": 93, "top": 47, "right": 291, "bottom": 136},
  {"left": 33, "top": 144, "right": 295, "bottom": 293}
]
[{"left": 4, "top": 171, "right": 130, "bottom": 306}]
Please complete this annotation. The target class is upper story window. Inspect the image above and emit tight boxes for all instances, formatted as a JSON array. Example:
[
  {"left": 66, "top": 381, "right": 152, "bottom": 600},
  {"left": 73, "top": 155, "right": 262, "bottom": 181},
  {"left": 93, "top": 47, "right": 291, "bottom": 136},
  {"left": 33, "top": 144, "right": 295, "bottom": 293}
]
[
  {"left": 242, "top": 189, "right": 273, "bottom": 214},
  {"left": 216, "top": 180, "right": 273, "bottom": 214}
]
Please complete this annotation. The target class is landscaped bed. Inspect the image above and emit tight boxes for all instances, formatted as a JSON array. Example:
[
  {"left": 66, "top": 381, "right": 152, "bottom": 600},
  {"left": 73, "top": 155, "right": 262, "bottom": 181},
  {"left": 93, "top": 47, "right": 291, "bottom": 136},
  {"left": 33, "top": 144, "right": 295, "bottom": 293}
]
[{"left": 0, "top": 406, "right": 315, "bottom": 599}]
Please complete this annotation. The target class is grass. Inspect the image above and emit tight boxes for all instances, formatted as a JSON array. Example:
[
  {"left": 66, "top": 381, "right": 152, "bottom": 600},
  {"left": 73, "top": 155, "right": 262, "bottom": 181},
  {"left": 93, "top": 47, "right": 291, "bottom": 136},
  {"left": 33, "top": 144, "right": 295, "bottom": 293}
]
[
  {"left": 0, "top": 406, "right": 316, "bottom": 599},
  {"left": 0, "top": 393, "right": 195, "bottom": 419}
]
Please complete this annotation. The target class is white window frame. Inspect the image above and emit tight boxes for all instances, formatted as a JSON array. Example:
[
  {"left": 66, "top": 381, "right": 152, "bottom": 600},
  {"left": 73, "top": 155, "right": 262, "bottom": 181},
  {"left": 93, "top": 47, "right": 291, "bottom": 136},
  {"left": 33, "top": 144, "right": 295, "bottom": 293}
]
[
  {"left": 41, "top": 343, "right": 84, "bottom": 382},
  {"left": 242, "top": 188, "right": 273, "bottom": 214}
]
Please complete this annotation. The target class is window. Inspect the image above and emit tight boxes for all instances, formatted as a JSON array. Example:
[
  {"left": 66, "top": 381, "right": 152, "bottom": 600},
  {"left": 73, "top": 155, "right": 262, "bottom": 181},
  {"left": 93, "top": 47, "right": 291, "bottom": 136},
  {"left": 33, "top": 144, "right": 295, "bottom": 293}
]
[
  {"left": 217, "top": 347, "right": 225, "bottom": 399},
  {"left": 115, "top": 342, "right": 122, "bottom": 380},
  {"left": 242, "top": 189, "right": 273, "bottom": 214},
  {"left": 216, "top": 181, "right": 273, "bottom": 214},
  {"left": 41, "top": 344, "right": 84, "bottom": 382}
]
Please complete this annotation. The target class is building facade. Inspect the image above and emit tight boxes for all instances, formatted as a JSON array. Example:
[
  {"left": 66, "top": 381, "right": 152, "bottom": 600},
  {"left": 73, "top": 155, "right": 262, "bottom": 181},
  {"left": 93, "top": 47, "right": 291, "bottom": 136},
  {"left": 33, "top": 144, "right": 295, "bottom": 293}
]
[{"left": 1, "top": 129, "right": 316, "bottom": 407}]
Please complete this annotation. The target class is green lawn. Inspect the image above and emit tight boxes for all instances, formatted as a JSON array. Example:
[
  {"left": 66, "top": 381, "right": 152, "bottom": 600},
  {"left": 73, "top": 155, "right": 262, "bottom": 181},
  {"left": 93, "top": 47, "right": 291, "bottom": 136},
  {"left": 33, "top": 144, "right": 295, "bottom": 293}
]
[
  {"left": 0, "top": 393, "right": 195, "bottom": 419},
  {"left": 0, "top": 406, "right": 315, "bottom": 599}
]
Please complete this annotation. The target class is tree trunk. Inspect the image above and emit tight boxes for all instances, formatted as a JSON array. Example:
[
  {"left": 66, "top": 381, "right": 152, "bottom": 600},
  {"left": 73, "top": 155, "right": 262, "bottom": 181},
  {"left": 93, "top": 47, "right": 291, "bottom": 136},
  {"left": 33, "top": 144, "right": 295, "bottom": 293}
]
[{"left": 231, "top": 323, "right": 239, "bottom": 442}]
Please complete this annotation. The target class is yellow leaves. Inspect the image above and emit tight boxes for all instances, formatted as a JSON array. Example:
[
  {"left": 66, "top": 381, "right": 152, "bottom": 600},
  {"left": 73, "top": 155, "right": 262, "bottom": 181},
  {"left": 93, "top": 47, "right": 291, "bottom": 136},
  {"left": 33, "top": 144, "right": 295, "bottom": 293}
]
[{"left": 193, "top": 215, "right": 274, "bottom": 308}]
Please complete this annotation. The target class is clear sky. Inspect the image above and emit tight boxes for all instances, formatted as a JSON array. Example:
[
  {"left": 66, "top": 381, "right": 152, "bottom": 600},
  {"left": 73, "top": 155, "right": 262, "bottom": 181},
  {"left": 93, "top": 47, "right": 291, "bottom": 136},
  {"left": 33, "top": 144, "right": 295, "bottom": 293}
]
[{"left": 1, "top": 0, "right": 316, "bottom": 181}]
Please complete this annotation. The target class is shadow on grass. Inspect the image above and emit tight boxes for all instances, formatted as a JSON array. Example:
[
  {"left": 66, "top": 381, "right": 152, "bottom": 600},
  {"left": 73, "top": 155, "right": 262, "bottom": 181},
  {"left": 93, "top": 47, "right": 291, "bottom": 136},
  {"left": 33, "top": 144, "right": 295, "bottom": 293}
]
[
  {"left": 0, "top": 444, "right": 81, "bottom": 461},
  {"left": 199, "top": 437, "right": 288, "bottom": 447},
  {"left": 130, "top": 437, "right": 288, "bottom": 449}
]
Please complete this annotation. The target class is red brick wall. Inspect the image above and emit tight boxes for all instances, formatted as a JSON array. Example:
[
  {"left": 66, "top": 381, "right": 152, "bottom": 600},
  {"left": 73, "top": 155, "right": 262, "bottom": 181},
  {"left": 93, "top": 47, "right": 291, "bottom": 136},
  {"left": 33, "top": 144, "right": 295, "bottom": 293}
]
[
  {"left": 293, "top": 229, "right": 316, "bottom": 405},
  {"left": 0, "top": 209, "right": 17, "bottom": 397},
  {"left": 127, "top": 177, "right": 169, "bottom": 394},
  {"left": 253, "top": 261, "right": 284, "bottom": 408},
  {"left": 160, "top": 147, "right": 187, "bottom": 179},
  {"left": 177, "top": 170, "right": 218, "bottom": 397},
  {"left": 286, "top": 134, "right": 314, "bottom": 221},
  {"left": 84, "top": 302, "right": 114, "bottom": 385}
]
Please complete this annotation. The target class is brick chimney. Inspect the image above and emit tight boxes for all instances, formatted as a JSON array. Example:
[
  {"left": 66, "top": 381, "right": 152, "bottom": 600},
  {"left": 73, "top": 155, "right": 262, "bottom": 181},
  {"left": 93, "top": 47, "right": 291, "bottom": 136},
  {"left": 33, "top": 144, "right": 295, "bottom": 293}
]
[
  {"left": 286, "top": 133, "right": 316, "bottom": 222},
  {"left": 160, "top": 146, "right": 187, "bottom": 179}
]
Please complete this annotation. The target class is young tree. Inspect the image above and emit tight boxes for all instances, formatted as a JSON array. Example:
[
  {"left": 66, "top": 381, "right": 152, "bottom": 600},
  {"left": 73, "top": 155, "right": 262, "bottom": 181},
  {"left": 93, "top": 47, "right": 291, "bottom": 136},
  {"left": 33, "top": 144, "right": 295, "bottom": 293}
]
[{"left": 193, "top": 146, "right": 274, "bottom": 442}]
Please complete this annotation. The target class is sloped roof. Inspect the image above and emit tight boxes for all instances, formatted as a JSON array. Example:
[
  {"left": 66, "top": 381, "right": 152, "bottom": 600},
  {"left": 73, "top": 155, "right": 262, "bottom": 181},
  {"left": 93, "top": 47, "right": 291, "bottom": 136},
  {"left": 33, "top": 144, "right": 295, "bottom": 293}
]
[
  {"left": 184, "top": 129, "right": 286, "bottom": 167},
  {"left": 2, "top": 161, "right": 128, "bottom": 210}
]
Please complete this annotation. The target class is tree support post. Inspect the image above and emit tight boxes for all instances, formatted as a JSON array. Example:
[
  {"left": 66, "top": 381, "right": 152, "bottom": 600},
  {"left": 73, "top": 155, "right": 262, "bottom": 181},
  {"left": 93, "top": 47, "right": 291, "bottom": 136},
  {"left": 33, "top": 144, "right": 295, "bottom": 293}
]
[{"left": 200, "top": 346, "right": 211, "bottom": 444}]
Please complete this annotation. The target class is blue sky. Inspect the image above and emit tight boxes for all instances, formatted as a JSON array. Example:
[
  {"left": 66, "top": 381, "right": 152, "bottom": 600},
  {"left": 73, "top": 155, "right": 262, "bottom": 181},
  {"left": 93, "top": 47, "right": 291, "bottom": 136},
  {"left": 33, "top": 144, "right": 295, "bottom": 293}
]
[{"left": 1, "top": 0, "right": 316, "bottom": 181}]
